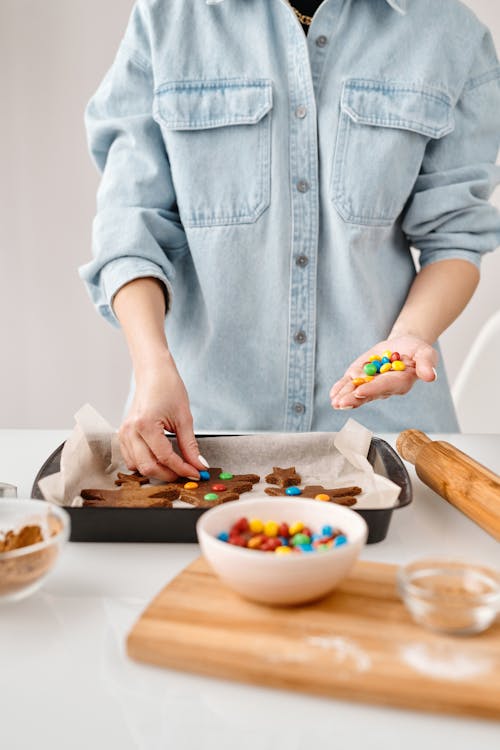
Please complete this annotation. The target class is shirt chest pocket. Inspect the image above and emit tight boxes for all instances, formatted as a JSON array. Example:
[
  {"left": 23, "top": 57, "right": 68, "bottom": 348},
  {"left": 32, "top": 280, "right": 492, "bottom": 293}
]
[
  {"left": 330, "top": 80, "right": 455, "bottom": 226},
  {"left": 153, "top": 79, "right": 273, "bottom": 228}
]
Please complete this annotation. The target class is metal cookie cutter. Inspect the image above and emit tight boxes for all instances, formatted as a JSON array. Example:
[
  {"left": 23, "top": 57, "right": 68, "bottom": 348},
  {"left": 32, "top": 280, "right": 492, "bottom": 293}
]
[{"left": 0, "top": 483, "right": 17, "bottom": 498}]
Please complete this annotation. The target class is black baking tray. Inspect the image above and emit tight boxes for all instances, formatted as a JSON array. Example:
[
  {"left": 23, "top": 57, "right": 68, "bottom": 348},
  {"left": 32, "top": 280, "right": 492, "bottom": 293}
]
[{"left": 31, "top": 435, "right": 412, "bottom": 544}]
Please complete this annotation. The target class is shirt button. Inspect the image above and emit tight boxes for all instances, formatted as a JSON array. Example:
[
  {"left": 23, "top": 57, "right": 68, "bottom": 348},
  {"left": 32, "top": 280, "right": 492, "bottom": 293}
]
[
  {"left": 297, "top": 179, "right": 310, "bottom": 193},
  {"left": 296, "top": 255, "right": 309, "bottom": 268},
  {"left": 294, "top": 330, "right": 307, "bottom": 344},
  {"left": 315, "top": 35, "right": 328, "bottom": 47},
  {"left": 295, "top": 105, "right": 307, "bottom": 119},
  {"left": 293, "top": 402, "right": 305, "bottom": 415}
]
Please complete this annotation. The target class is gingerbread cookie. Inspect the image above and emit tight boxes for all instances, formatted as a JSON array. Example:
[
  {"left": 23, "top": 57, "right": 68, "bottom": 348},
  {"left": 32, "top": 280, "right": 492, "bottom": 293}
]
[
  {"left": 81, "top": 468, "right": 260, "bottom": 509},
  {"left": 265, "top": 466, "right": 302, "bottom": 488},
  {"left": 265, "top": 484, "right": 362, "bottom": 506}
]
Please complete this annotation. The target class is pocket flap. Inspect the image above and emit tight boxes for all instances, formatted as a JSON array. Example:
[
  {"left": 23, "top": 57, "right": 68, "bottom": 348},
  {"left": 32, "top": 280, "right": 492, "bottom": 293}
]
[
  {"left": 154, "top": 78, "right": 273, "bottom": 130},
  {"left": 341, "top": 80, "right": 454, "bottom": 138}
]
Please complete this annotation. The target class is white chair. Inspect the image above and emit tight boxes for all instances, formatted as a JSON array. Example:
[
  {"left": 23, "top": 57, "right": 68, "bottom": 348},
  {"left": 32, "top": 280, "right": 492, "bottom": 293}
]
[{"left": 452, "top": 309, "right": 500, "bottom": 433}]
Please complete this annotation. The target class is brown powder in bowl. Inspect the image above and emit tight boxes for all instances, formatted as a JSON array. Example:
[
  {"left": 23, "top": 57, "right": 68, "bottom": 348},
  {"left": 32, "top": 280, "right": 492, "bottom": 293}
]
[{"left": 0, "top": 516, "right": 63, "bottom": 597}]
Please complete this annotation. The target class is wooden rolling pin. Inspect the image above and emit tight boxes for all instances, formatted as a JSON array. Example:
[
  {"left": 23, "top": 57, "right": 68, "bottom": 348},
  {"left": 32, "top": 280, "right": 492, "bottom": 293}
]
[{"left": 397, "top": 430, "right": 500, "bottom": 541}]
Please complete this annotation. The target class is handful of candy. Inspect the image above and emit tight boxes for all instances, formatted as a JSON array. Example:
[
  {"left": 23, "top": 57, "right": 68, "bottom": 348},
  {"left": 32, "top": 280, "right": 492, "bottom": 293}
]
[
  {"left": 217, "top": 517, "right": 348, "bottom": 554},
  {"left": 352, "top": 350, "right": 406, "bottom": 387}
]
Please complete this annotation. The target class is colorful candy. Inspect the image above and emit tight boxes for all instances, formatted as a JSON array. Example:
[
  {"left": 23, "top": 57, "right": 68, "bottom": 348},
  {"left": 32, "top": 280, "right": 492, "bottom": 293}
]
[
  {"left": 211, "top": 483, "right": 227, "bottom": 492},
  {"left": 199, "top": 470, "right": 210, "bottom": 481},
  {"left": 354, "top": 350, "right": 407, "bottom": 387},
  {"left": 184, "top": 481, "right": 198, "bottom": 489},
  {"left": 219, "top": 472, "right": 233, "bottom": 480},
  {"left": 285, "top": 486, "right": 302, "bottom": 496},
  {"left": 217, "top": 516, "right": 348, "bottom": 554}
]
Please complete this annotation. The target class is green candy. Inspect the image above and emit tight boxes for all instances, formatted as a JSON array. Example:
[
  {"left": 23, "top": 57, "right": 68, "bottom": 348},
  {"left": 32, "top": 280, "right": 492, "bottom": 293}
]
[
  {"left": 291, "top": 533, "right": 311, "bottom": 546},
  {"left": 204, "top": 493, "right": 219, "bottom": 502},
  {"left": 363, "top": 363, "right": 378, "bottom": 376},
  {"left": 318, "top": 544, "right": 331, "bottom": 552},
  {"left": 219, "top": 472, "right": 233, "bottom": 480}
]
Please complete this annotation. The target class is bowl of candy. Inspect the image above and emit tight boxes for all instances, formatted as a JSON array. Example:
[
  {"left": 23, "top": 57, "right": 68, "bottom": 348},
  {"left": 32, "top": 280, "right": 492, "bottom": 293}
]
[
  {"left": 398, "top": 558, "right": 500, "bottom": 635},
  {"left": 197, "top": 497, "right": 368, "bottom": 605},
  {"left": 0, "top": 498, "right": 70, "bottom": 603}
]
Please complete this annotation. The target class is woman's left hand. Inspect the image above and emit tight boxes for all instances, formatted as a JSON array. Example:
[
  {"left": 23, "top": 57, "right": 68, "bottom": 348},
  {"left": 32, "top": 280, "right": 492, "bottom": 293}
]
[{"left": 329, "top": 335, "right": 438, "bottom": 410}]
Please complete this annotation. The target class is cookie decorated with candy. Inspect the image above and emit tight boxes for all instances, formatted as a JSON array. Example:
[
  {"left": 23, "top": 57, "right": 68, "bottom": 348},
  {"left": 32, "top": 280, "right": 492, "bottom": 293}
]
[
  {"left": 81, "top": 468, "right": 260, "bottom": 508},
  {"left": 264, "top": 483, "right": 362, "bottom": 506}
]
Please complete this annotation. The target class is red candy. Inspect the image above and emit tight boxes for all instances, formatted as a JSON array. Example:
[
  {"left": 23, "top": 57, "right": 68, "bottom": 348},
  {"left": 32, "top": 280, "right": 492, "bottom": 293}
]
[
  {"left": 278, "top": 522, "right": 290, "bottom": 538},
  {"left": 229, "top": 535, "right": 247, "bottom": 547},
  {"left": 261, "top": 537, "right": 281, "bottom": 552},
  {"left": 211, "top": 483, "right": 227, "bottom": 492},
  {"left": 390, "top": 352, "right": 401, "bottom": 362},
  {"left": 231, "top": 517, "right": 249, "bottom": 534}
]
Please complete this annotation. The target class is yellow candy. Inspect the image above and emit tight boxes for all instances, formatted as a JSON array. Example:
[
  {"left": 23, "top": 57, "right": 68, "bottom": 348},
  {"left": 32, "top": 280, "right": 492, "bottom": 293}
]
[
  {"left": 275, "top": 546, "right": 292, "bottom": 555},
  {"left": 352, "top": 377, "right": 365, "bottom": 387},
  {"left": 379, "top": 362, "right": 392, "bottom": 373},
  {"left": 315, "top": 493, "right": 331, "bottom": 502},
  {"left": 364, "top": 375, "right": 375, "bottom": 382},
  {"left": 289, "top": 521, "right": 304, "bottom": 535},
  {"left": 369, "top": 354, "right": 379, "bottom": 362},
  {"left": 382, "top": 350, "right": 392, "bottom": 359},
  {"left": 249, "top": 518, "right": 264, "bottom": 533},
  {"left": 264, "top": 520, "right": 279, "bottom": 537},
  {"left": 183, "top": 481, "right": 198, "bottom": 489},
  {"left": 391, "top": 360, "right": 406, "bottom": 371}
]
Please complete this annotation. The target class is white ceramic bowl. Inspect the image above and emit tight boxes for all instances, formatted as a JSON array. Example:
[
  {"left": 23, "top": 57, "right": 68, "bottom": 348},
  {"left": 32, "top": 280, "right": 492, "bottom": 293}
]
[
  {"left": 0, "top": 498, "right": 70, "bottom": 603},
  {"left": 197, "top": 497, "right": 368, "bottom": 605}
]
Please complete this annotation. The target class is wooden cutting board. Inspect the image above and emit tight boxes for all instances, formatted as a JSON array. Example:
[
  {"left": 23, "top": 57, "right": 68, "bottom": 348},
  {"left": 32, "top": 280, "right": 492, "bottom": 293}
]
[{"left": 127, "top": 557, "right": 500, "bottom": 720}]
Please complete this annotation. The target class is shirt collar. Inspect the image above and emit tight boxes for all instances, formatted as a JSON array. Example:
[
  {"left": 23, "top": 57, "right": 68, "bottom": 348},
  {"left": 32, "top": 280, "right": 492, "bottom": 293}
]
[{"left": 206, "top": 0, "right": 408, "bottom": 13}]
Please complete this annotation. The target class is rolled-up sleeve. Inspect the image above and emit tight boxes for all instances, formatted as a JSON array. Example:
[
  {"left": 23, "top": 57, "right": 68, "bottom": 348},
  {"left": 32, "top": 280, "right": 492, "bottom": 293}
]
[
  {"left": 79, "top": 2, "right": 187, "bottom": 326},
  {"left": 402, "top": 30, "right": 500, "bottom": 270}
]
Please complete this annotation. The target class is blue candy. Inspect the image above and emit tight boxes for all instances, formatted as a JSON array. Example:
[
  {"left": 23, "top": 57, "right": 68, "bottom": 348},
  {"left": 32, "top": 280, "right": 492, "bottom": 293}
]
[
  {"left": 217, "top": 531, "right": 229, "bottom": 542},
  {"left": 311, "top": 533, "right": 322, "bottom": 542},
  {"left": 199, "top": 470, "right": 210, "bottom": 481},
  {"left": 334, "top": 535, "right": 348, "bottom": 547},
  {"left": 285, "top": 486, "right": 302, "bottom": 496},
  {"left": 381, "top": 356, "right": 391, "bottom": 365},
  {"left": 372, "top": 359, "right": 382, "bottom": 372},
  {"left": 279, "top": 536, "right": 289, "bottom": 546},
  {"left": 321, "top": 524, "right": 333, "bottom": 536},
  {"left": 298, "top": 544, "right": 314, "bottom": 552}
]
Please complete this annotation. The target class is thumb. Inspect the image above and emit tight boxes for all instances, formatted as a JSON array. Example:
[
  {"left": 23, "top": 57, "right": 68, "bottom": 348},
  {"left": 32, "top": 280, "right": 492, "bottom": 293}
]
[
  {"left": 176, "top": 417, "right": 207, "bottom": 472},
  {"left": 414, "top": 344, "right": 438, "bottom": 382}
]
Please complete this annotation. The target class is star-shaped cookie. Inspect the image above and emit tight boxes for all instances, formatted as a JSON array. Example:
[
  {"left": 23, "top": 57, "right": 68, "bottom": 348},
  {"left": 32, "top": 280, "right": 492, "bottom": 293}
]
[{"left": 265, "top": 466, "right": 302, "bottom": 488}]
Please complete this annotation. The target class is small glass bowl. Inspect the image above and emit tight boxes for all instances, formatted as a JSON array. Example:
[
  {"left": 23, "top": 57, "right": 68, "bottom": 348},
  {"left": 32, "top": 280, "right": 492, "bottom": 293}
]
[
  {"left": 397, "top": 558, "right": 500, "bottom": 636},
  {"left": 0, "top": 499, "right": 70, "bottom": 603}
]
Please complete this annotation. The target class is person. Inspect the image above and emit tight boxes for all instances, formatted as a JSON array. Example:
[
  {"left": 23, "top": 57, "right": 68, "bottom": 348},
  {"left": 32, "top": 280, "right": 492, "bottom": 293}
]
[{"left": 80, "top": 0, "right": 500, "bottom": 481}]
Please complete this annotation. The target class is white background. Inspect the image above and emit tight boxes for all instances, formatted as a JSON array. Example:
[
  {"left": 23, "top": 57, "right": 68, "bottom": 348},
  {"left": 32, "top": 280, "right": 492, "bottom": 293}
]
[{"left": 0, "top": 0, "right": 499, "bottom": 429}]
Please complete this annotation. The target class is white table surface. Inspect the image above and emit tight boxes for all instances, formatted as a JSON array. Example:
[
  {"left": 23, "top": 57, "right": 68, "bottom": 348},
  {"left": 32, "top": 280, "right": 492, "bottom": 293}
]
[{"left": 0, "top": 430, "right": 499, "bottom": 750}]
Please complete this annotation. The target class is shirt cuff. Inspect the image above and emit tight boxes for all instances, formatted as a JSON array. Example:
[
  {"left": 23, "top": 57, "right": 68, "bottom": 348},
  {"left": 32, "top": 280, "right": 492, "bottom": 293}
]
[
  {"left": 100, "top": 258, "right": 172, "bottom": 327},
  {"left": 418, "top": 248, "right": 483, "bottom": 271}
]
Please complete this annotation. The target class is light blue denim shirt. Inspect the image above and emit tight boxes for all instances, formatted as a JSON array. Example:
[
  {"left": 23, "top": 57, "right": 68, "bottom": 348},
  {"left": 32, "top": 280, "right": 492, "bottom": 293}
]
[{"left": 80, "top": 0, "right": 500, "bottom": 432}]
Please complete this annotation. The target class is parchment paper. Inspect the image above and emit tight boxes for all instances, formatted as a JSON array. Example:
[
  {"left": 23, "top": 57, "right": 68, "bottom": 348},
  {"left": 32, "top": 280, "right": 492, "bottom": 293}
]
[{"left": 39, "top": 404, "right": 401, "bottom": 509}]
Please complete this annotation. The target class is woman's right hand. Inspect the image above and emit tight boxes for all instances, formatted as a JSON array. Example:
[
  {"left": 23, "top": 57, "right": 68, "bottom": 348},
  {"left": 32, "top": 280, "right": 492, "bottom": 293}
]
[{"left": 118, "top": 352, "right": 207, "bottom": 482}]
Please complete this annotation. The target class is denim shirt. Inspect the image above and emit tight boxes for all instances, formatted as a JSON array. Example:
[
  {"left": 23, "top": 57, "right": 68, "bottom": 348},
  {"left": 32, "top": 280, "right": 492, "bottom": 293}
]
[{"left": 80, "top": 0, "right": 500, "bottom": 432}]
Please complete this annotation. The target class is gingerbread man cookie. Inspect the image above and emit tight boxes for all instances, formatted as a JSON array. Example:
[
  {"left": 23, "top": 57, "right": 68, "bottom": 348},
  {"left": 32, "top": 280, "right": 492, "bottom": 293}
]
[
  {"left": 81, "top": 468, "right": 260, "bottom": 508},
  {"left": 265, "top": 484, "right": 362, "bottom": 506}
]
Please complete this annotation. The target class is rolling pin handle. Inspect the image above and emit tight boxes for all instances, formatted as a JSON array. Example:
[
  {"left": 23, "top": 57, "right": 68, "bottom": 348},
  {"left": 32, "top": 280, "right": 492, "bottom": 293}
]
[{"left": 396, "top": 430, "right": 432, "bottom": 465}]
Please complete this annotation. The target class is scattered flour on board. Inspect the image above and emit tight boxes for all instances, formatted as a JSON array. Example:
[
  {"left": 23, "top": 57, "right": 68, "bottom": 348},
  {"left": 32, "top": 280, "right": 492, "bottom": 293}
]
[
  {"left": 400, "top": 642, "right": 493, "bottom": 682},
  {"left": 305, "top": 636, "right": 372, "bottom": 672}
]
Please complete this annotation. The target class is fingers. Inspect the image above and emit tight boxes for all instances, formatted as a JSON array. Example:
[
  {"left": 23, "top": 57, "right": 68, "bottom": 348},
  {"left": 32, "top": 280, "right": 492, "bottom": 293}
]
[
  {"left": 127, "top": 433, "right": 179, "bottom": 482},
  {"left": 332, "top": 368, "right": 417, "bottom": 409},
  {"left": 414, "top": 345, "right": 438, "bottom": 382},
  {"left": 137, "top": 418, "right": 201, "bottom": 478},
  {"left": 176, "top": 416, "right": 206, "bottom": 471}
]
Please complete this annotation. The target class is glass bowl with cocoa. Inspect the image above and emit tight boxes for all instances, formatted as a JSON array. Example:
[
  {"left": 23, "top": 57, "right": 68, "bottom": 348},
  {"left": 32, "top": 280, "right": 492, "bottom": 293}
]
[
  {"left": 397, "top": 558, "right": 500, "bottom": 636},
  {"left": 0, "top": 498, "right": 70, "bottom": 603}
]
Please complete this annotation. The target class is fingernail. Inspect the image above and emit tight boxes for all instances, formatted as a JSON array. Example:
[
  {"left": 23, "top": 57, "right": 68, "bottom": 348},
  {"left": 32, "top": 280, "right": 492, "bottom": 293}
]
[
  {"left": 432, "top": 367, "right": 438, "bottom": 381},
  {"left": 354, "top": 394, "right": 367, "bottom": 400},
  {"left": 187, "top": 475, "right": 200, "bottom": 481},
  {"left": 337, "top": 406, "right": 354, "bottom": 410},
  {"left": 198, "top": 454, "right": 210, "bottom": 468}
]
